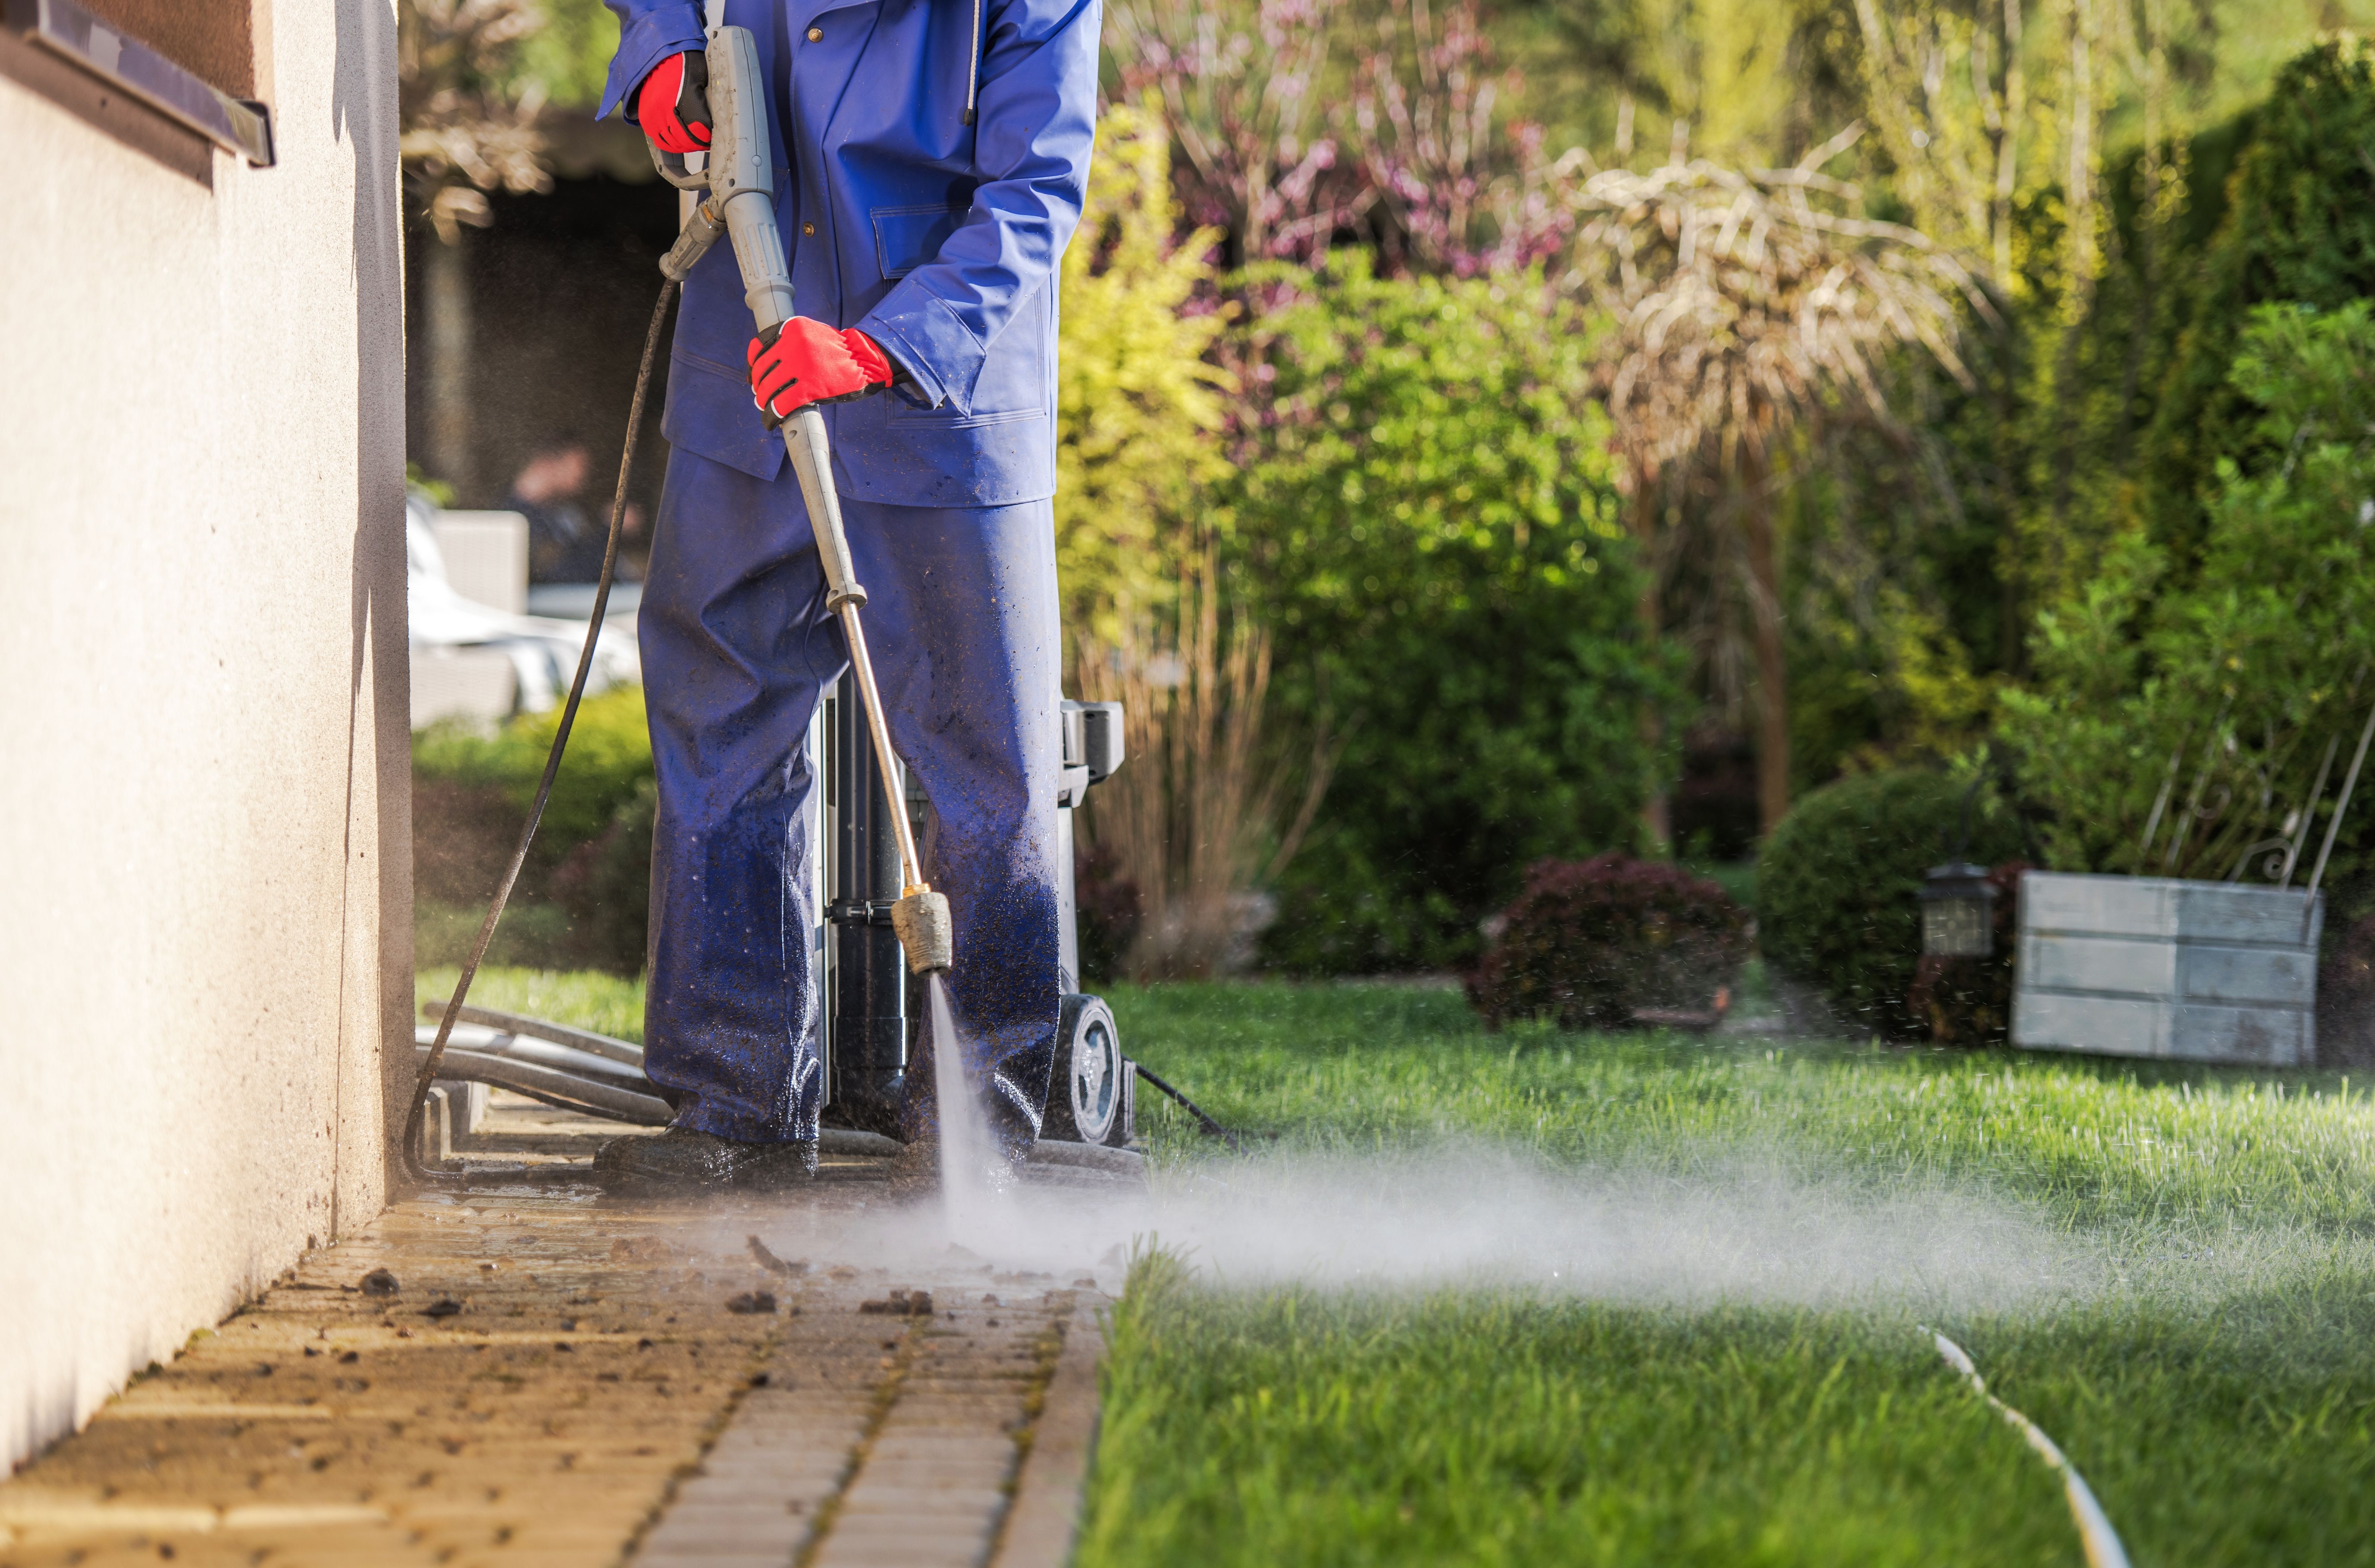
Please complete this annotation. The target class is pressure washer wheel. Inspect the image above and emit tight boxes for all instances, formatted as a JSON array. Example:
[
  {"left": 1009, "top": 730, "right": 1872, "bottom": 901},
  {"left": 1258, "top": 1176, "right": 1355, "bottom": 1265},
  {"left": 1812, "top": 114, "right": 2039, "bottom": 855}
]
[{"left": 1043, "top": 993, "right": 1126, "bottom": 1146}]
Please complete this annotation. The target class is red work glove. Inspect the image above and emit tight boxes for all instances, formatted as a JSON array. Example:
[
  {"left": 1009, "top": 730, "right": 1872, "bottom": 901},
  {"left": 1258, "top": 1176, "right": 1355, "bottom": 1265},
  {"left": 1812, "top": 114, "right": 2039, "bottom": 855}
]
[
  {"left": 747, "top": 319, "right": 895, "bottom": 424},
  {"left": 636, "top": 51, "right": 711, "bottom": 155}
]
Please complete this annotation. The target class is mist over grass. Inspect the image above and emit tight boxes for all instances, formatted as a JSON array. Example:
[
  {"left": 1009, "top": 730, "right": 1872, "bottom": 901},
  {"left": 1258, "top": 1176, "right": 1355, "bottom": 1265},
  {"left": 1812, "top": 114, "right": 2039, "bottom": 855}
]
[
  {"left": 1116, "top": 980, "right": 2375, "bottom": 1233},
  {"left": 1152, "top": 1146, "right": 2101, "bottom": 1306}
]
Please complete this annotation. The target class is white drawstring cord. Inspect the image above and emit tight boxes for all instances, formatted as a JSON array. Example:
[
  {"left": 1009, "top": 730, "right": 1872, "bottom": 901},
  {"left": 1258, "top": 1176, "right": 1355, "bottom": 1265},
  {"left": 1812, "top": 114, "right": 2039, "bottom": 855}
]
[{"left": 963, "top": 0, "right": 982, "bottom": 125}]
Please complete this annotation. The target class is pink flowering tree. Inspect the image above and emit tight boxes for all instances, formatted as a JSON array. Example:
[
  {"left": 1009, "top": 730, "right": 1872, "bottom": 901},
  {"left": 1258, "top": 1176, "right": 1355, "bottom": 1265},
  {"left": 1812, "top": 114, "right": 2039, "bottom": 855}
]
[
  {"left": 1107, "top": 0, "right": 1366, "bottom": 266},
  {"left": 1349, "top": 0, "right": 1576, "bottom": 277}
]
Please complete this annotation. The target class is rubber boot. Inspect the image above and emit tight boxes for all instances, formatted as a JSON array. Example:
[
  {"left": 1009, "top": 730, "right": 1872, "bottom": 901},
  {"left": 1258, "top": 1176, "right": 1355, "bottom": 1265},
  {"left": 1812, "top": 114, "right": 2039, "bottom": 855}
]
[{"left": 593, "top": 1128, "right": 820, "bottom": 1192}]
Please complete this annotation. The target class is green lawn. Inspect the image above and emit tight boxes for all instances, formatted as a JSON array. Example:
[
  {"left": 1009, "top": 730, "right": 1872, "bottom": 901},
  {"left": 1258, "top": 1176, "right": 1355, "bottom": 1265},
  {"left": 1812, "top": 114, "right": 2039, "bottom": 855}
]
[
  {"left": 417, "top": 963, "right": 646, "bottom": 1043},
  {"left": 1112, "top": 980, "right": 2375, "bottom": 1231},
  {"left": 1090, "top": 982, "right": 2375, "bottom": 1567},
  {"left": 424, "top": 968, "right": 2375, "bottom": 1563}
]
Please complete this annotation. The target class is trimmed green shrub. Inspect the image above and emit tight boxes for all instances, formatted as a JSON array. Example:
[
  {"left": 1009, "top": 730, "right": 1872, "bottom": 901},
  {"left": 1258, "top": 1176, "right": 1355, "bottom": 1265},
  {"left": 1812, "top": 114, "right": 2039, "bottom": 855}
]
[
  {"left": 1758, "top": 771, "right": 2023, "bottom": 1039},
  {"left": 413, "top": 686, "right": 658, "bottom": 974},
  {"left": 411, "top": 775, "right": 523, "bottom": 906},
  {"left": 412, "top": 684, "right": 655, "bottom": 870},
  {"left": 1466, "top": 855, "right": 1751, "bottom": 1031},
  {"left": 414, "top": 898, "right": 576, "bottom": 970},
  {"left": 1230, "top": 255, "right": 1682, "bottom": 974}
]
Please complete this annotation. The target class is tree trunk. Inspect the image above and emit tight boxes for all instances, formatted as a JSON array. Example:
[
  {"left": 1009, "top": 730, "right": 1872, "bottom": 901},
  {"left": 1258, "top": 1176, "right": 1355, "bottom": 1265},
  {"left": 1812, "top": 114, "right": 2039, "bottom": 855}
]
[
  {"left": 424, "top": 231, "right": 475, "bottom": 501},
  {"left": 1741, "top": 441, "right": 1790, "bottom": 837},
  {"left": 1632, "top": 471, "right": 1671, "bottom": 852},
  {"left": 1992, "top": 0, "right": 2028, "bottom": 677}
]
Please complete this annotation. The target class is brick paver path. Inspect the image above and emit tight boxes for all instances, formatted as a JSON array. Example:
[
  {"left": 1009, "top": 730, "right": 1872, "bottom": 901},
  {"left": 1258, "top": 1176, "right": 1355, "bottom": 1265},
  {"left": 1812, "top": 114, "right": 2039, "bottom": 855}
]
[{"left": 0, "top": 1125, "right": 1110, "bottom": 1568}]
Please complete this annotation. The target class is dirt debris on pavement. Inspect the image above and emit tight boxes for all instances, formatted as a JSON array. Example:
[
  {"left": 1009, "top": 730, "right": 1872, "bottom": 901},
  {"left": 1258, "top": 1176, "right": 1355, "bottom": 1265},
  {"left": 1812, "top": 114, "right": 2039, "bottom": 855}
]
[{"left": 0, "top": 1100, "right": 1108, "bottom": 1568}]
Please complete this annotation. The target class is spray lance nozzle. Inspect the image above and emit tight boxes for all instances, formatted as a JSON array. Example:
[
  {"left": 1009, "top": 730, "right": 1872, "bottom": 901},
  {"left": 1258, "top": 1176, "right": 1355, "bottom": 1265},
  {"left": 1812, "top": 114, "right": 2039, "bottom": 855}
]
[{"left": 891, "top": 884, "right": 953, "bottom": 975}]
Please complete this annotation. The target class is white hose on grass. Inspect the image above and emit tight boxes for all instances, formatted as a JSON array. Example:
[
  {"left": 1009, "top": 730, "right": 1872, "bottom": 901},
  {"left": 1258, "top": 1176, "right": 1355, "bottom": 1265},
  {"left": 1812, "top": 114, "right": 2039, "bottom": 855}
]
[{"left": 1921, "top": 1327, "right": 2132, "bottom": 1568}]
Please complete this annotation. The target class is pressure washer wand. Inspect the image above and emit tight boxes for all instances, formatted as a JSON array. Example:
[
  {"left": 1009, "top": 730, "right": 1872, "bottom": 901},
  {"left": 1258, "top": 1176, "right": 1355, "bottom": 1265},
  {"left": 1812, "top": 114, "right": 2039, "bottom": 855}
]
[{"left": 655, "top": 24, "right": 950, "bottom": 974}]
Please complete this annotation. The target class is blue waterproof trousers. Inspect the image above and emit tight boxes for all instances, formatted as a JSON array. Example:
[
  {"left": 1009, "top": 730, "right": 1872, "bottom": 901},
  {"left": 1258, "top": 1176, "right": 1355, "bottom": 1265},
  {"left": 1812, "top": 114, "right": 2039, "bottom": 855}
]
[{"left": 638, "top": 446, "right": 1062, "bottom": 1148}]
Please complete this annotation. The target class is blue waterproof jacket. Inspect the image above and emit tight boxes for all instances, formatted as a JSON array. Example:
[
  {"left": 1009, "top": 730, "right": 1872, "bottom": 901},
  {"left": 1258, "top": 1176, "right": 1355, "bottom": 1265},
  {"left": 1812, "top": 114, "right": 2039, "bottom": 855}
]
[{"left": 601, "top": 0, "right": 1099, "bottom": 507}]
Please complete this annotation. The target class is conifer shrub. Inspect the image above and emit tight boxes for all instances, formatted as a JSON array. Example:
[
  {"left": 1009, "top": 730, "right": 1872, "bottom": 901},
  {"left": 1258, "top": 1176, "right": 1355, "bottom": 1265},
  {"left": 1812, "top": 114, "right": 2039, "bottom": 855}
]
[
  {"left": 1466, "top": 855, "right": 1750, "bottom": 1031},
  {"left": 1758, "top": 770, "right": 2023, "bottom": 1039},
  {"left": 411, "top": 685, "right": 655, "bottom": 871},
  {"left": 2145, "top": 37, "right": 2375, "bottom": 564}
]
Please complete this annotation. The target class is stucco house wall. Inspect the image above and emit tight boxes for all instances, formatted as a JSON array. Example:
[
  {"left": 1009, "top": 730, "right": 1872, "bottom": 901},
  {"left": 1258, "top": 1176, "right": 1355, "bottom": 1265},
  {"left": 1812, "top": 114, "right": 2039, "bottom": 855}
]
[{"left": 0, "top": 0, "right": 410, "bottom": 1470}]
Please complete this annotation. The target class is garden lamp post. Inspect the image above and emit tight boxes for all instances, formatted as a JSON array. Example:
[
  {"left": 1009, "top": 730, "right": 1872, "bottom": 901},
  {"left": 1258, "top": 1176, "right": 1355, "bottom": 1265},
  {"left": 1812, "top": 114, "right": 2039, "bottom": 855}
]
[
  {"left": 1921, "top": 774, "right": 1997, "bottom": 958},
  {"left": 1919, "top": 861, "right": 1997, "bottom": 957}
]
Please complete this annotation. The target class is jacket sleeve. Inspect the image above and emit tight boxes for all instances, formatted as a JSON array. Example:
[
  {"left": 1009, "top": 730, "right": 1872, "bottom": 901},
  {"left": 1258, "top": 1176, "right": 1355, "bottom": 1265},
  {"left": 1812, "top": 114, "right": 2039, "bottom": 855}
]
[
  {"left": 599, "top": 0, "right": 708, "bottom": 123},
  {"left": 855, "top": 0, "right": 1102, "bottom": 414}
]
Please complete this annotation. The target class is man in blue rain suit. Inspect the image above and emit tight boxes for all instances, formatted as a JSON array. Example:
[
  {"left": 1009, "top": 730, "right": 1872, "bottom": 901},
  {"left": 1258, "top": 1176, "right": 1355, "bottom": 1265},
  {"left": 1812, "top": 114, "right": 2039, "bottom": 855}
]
[{"left": 590, "top": 0, "right": 1097, "bottom": 1189}]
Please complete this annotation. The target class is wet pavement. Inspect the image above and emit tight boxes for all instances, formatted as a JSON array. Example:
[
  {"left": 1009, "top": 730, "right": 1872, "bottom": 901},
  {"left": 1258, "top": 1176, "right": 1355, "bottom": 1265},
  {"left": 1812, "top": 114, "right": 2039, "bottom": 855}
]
[{"left": 0, "top": 1098, "right": 1112, "bottom": 1568}]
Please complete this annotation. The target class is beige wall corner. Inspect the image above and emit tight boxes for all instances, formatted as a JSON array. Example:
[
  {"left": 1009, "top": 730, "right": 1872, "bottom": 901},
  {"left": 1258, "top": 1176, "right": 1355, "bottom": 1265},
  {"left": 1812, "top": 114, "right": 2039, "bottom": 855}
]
[{"left": 0, "top": 0, "right": 408, "bottom": 1472}]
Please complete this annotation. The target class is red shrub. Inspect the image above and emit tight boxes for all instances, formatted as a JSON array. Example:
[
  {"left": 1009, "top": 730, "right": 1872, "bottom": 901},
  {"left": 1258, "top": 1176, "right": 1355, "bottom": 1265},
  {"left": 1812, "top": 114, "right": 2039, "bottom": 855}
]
[{"left": 1466, "top": 855, "right": 1752, "bottom": 1031}]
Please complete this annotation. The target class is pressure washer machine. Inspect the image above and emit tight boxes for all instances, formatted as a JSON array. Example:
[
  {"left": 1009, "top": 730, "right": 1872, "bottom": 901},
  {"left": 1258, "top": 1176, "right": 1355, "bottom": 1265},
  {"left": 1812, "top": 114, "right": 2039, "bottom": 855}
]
[
  {"left": 814, "top": 677, "right": 1136, "bottom": 1147},
  {"left": 412, "top": 685, "right": 1138, "bottom": 1155}
]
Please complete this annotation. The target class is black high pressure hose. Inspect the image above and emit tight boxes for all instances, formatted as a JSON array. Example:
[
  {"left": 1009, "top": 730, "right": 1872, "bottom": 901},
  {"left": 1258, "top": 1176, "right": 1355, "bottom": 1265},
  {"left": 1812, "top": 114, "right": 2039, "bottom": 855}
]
[
  {"left": 399, "top": 279, "right": 679, "bottom": 1186},
  {"left": 1132, "top": 1063, "right": 1243, "bottom": 1151}
]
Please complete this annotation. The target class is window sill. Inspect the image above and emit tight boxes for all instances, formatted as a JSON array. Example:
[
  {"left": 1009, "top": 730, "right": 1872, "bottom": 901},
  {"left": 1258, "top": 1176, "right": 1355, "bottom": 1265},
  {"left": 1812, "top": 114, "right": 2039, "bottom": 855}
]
[{"left": 3, "top": 0, "right": 270, "bottom": 167}]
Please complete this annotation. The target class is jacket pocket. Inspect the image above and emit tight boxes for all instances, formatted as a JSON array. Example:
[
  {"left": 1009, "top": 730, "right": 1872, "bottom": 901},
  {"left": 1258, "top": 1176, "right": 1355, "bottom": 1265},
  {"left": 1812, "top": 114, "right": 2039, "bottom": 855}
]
[
  {"left": 871, "top": 203, "right": 967, "bottom": 279},
  {"left": 888, "top": 285, "right": 1048, "bottom": 423},
  {"left": 660, "top": 349, "right": 786, "bottom": 484}
]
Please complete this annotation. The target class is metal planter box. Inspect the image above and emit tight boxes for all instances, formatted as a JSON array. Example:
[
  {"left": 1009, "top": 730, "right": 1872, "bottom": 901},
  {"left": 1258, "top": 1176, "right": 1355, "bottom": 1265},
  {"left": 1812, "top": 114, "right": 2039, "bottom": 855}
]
[{"left": 2012, "top": 872, "right": 2324, "bottom": 1067}]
